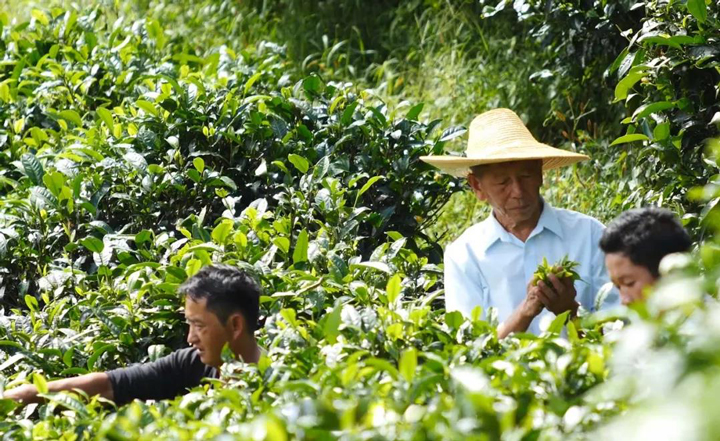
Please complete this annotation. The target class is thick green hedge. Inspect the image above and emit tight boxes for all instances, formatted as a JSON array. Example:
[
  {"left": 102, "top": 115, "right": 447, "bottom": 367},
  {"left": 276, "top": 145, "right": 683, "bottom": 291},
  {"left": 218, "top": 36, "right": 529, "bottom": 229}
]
[
  {"left": 0, "top": 4, "right": 460, "bottom": 307},
  {"left": 2, "top": 1, "right": 720, "bottom": 440}
]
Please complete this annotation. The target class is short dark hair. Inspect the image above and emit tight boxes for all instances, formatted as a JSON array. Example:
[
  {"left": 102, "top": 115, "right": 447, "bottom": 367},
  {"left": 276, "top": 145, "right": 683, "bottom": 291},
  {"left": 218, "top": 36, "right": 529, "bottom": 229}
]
[
  {"left": 599, "top": 208, "right": 692, "bottom": 277},
  {"left": 178, "top": 264, "right": 262, "bottom": 331}
]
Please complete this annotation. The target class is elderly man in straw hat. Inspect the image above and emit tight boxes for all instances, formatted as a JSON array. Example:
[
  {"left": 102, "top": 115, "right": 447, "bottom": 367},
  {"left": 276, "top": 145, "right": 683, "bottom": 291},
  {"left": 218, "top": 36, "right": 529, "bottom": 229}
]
[{"left": 421, "top": 108, "right": 617, "bottom": 338}]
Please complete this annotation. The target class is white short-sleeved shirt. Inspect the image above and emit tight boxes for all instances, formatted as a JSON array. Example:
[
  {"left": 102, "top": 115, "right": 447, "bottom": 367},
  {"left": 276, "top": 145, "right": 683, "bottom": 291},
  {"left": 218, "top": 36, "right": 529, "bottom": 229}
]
[{"left": 444, "top": 201, "right": 619, "bottom": 334}]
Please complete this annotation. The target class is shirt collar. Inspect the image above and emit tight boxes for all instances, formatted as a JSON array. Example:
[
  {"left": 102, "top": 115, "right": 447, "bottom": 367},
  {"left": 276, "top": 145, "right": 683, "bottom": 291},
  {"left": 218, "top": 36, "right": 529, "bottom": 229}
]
[
  {"left": 476, "top": 211, "right": 514, "bottom": 252},
  {"left": 533, "top": 200, "right": 564, "bottom": 240},
  {"left": 477, "top": 199, "right": 564, "bottom": 252}
]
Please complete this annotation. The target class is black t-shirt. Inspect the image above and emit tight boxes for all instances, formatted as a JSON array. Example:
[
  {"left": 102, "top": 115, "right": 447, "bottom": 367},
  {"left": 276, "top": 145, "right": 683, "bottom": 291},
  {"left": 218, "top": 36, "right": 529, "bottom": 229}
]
[{"left": 107, "top": 347, "right": 217, "bottom": 405}]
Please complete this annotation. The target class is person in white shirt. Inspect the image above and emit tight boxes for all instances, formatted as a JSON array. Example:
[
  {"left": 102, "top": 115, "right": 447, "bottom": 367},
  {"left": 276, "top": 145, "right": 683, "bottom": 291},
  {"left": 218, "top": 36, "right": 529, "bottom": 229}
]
[{"left": 421, "top": 108, "right": 617, "bottom": 338}]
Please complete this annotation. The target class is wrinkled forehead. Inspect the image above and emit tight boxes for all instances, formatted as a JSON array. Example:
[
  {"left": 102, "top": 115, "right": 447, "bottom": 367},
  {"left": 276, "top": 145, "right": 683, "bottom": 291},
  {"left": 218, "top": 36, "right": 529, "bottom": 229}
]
[{"left": 477, "top": 160, "right": 542, "bottom": 177}]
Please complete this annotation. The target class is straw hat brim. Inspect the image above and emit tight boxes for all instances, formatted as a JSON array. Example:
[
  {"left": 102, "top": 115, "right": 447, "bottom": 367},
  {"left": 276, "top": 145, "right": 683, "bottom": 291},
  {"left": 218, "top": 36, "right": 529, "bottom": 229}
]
[{"left": 420, "top": 142, "right": 589, "bottom": 177}]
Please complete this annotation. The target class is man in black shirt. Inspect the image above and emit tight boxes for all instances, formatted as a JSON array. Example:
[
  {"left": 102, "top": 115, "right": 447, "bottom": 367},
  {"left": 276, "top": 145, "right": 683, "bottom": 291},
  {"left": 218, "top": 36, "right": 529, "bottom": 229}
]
[{"left": 4, "top": 264, "right": 262, "bottom": 405}]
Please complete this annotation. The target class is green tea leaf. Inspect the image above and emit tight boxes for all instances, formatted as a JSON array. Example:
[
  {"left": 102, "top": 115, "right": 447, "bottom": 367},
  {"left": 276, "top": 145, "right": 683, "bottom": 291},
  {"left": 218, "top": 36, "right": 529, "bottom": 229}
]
[
  {"left": 62, "top": 10, "right": 77, "bottom": 38},
  {"left": 302, "top": 75, "right": 323, "bottom": 94},
  {"left": 399, "top": 348, "right": 417, "bottom": 383},
  {"left": 273, "top": 237, "right": 290, "bottom": 254},
  {"left": 614, "top": 66, "right": 648, "bottom": 102},
  {"left": 47, "top": 393, "right": 90, "bottom": 418},
  {"left": 25, "top": 294, "right": 39, "bottom": 312},
  {"left": 351, "top": 261, "right": 391, "bottom": 274},
  {"left": 0, "top": 82, "right": 10, "bottom": 103},
  {"left": 341, "top": 101, "right": 359, "bottom": 126},
  {"left": 244, "top": 72, "right": 262, "bottom": 95},
  {"left": 293, "top": 229, "right": 309, "bottom": 264},
  {"left": 63, "top": 347, "right": 75, "bottom": 368},
  {"left": 653, "top": 122, "right": 671, "bottom": 142},
  {"left": 193, "top": 157, "right": 205, "bottom": 174},
  {"left": 546, "top": 311, "right": 570, "bottom": 334},
  {"left": 632, "top": 101, "right": 676, "bottom": 121},
  {"left": 146, "top": 19, "right": 166, "bottom": 50},
  {"left": 42, "top": 171, "right": 66, "bottom": 198},
  {"left": 87, "top": 344, "right": 114, "bottom": 370},
  {"left": 135, "top": 230, "right": 152, "bottom": 245},
  {"left": 33, "top": 372, "right": 49, "bottom": 394},
  {"left": 445, "top": 311, "right": 464, "bottom": 330},
  {"left": 21, "top": 153, "right": 44, "bottom": 185},
  {"left": 324, "top": 302, "right": 343, "bottom": 344},
  {"left": 405, "top": 103, "right": 424, "bottom": 121},
  {"left": 0, "top": 398, "right": 18, "bottom": 416},
  {"left": 59, "top": 110, "right": 83, "bottom": 127},
  {"left": 136, "top": 99, "right": 159, "bottom": 117},
  {"left": 533, "top": 256, "right": 581, "bottom": 289},
  {"left": 439, "top": 126, "right": 467, "bottom": 142},
  {"left": 96, "top": 107, "right": 113, "bottom": 128},
  {"left": 31, "top": 9, "right": 49, "bottom": 26},
  {"left": 80, "top": 237, "right": 104, "bottom": 253},
  {"left": 610, "top": 133, "right": 650, "bottom": 146},
  {"left": 687, "top": 0, "right": 707, "bottom": 23},
  {"left": 355, "top": 176, "right": 383, "bottom": 206},
  {"left": 386, "top": 274, "right": 402, "bottom": 305},
  {"left": 211, "top": 219, "right": 234, "bottom": 245},
  {"left": 288, "top": 154, "right": 309, "bottom": 173}
]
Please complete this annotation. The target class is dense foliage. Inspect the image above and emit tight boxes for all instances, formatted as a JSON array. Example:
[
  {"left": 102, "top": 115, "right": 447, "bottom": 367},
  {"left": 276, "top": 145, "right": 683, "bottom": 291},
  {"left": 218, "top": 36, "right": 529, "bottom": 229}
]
[{"left": 1, "top": 0, "right": 720, "bottom": 439}]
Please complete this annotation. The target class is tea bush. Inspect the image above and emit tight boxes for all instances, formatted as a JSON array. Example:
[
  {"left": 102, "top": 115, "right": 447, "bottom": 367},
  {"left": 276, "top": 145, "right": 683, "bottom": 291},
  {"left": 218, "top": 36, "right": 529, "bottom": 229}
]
[
  {"left": 2, "top": 1, "right": 720, "bottom": 440},
  {"left": 0, "top": 3, "right": 461, "bottom": 306}
]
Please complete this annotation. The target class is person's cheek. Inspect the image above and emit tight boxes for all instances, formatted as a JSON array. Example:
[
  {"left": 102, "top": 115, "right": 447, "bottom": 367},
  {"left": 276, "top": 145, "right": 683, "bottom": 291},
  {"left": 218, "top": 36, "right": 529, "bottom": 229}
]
[
  {"left": 200, "top": 329, "right": 210, "bottom": 349},
  {"left": 208, "top": 330, "right": 217, "bottom": 351},
  {"left": 629, "top": 285, "right": 643, "bottom": 303},
  {"left": 635, "top": 285, "right": 646, "bottom": 302}
]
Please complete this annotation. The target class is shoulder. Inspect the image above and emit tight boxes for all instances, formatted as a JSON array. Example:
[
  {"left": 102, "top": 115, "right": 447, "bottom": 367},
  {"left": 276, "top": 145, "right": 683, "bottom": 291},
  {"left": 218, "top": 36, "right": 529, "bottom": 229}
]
[
  {"left": 166, "top": 347, "right": 204, "bottom": 368},
  {"left": 165, "top": 347, "right": 216, "bottom": 378},
  {"left": 446, "top": 219, "right": 493, "bottom": 254},
  {"left": 550, "top": 205, "right": 605, "bottom": 232}
]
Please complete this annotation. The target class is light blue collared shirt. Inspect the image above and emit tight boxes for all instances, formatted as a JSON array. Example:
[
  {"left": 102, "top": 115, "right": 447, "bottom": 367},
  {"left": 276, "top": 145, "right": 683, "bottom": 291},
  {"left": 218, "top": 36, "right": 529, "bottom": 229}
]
[{"left": 444, "top": 201, "right": 618, "bottom": 334}]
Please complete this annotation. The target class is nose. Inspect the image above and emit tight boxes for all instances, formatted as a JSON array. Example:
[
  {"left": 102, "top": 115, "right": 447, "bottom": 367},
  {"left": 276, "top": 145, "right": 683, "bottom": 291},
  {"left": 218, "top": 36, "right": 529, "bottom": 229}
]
[
  {"left": 619, "top": 289, "right": 631, "bottom": 306},
  {"left": 187, "top": 327, "right": 199, "bottom": 346},
  {"left": 509, "top": 178, "right": 524, "bottom": 198}
]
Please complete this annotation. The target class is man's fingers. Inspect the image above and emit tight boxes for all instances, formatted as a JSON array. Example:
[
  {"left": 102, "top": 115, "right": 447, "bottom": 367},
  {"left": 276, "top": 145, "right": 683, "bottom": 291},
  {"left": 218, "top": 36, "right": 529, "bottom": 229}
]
[
  {"left": 556, "top": 274, "right": 577, "bottom": 298},
  {"left": 546, "top": 273, "right": 566, "bottom": 295},
  {"left": 532, "top": 289, "right": 552, "bottom": 307},
  {"left": 537, "top": 280, "right": 558, "bottom": 301}
]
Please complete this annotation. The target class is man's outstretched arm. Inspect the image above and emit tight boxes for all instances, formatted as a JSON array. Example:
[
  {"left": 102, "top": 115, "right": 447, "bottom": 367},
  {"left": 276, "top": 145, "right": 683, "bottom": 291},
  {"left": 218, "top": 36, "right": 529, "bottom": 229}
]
[{"left": 3, "top": 372, "right": 114, "bottom": 405}]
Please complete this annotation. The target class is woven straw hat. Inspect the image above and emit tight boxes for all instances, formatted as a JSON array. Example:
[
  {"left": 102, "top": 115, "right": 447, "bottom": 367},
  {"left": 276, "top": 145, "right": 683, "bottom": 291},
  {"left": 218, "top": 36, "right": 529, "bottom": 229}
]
[{"left": 420, "top": 108, "right": 589, "bottom": 177}]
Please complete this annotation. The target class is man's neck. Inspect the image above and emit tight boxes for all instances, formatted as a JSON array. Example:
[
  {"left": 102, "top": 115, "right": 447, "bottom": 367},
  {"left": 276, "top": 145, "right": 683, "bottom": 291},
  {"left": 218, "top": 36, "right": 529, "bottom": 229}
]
[
  {"left": 232, "top": 336, "right": 261, "bottom": 364},
  {"left": 494, "top": 201, "right": 543, "bottom": 243}
]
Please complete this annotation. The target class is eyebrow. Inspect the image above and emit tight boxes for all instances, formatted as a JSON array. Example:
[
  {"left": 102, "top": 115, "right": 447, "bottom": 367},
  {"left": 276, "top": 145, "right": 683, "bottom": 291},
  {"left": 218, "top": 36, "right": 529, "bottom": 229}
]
[{"left": 185, "top": 317, "right": 204, "bottom": 325}]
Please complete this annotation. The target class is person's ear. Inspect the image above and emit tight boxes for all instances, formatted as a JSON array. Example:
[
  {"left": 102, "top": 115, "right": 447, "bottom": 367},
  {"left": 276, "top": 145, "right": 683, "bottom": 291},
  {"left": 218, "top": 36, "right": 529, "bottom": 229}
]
[
  {"left": 227, "top": 313, "right": 245, "bottom": 340},
  {"left": 467, "top": 173, "right": 488, "bottom": 202},
  {"left": 535, "top": 161, "right": 544, "bottom": 187}
]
